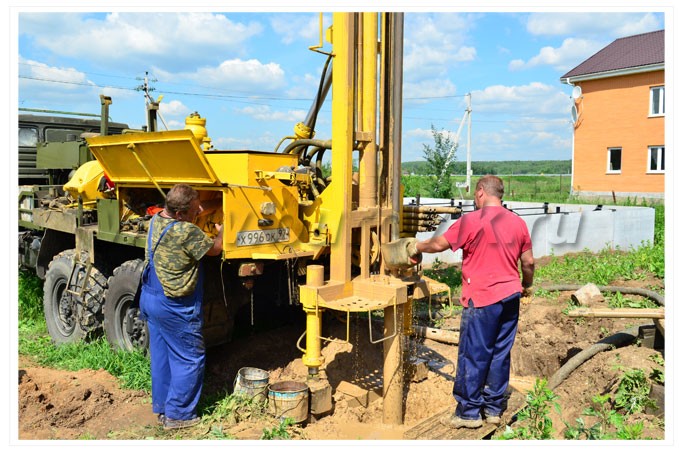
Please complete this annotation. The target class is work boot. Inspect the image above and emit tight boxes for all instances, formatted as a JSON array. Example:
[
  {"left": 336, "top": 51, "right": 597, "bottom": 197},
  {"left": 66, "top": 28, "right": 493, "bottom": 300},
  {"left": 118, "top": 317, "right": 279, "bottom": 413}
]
[
  {"left": 485, "top": 414, "right": 501, "bottom": 425},
  {"left": 163, "top": 416, "right": 201, "bottom": 430},
  {"left": 157, "top": 413, "right": 166, "bottom": 425},
  {"left": 440, "top": 413, "right": 482, "bottom": 429}
]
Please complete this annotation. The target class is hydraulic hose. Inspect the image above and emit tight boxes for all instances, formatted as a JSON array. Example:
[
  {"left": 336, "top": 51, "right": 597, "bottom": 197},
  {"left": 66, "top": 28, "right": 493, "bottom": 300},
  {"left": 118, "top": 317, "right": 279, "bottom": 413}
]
[
  {"left": 540, "top": 284, "right": 664, "bottom": 307},
  {"left": 540, "top": 283, "right": 664, "bottom": 390}
]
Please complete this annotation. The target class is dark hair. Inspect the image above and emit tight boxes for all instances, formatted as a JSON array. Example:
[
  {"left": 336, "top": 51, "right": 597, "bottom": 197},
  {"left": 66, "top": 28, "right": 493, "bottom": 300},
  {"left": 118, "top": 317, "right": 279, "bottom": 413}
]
[
  {"left": 165, "top": 184, "right": 199, "bottom": 215},
  {"left": 476, "top": 175, "right": 504, "bottom": 199}
]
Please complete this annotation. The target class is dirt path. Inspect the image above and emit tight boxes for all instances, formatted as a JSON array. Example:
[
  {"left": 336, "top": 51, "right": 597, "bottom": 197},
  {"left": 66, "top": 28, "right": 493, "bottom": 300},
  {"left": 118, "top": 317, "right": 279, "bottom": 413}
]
[{"left": 17, "top": 278, "right": 665, "bottom": 441}]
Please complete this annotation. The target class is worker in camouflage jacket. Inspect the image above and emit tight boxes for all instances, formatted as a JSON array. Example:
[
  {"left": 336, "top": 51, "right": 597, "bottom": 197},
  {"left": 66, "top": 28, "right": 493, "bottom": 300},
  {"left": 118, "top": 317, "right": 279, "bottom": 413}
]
[{"left": 140, "top": 184, "right": 223, "bottom": 430}]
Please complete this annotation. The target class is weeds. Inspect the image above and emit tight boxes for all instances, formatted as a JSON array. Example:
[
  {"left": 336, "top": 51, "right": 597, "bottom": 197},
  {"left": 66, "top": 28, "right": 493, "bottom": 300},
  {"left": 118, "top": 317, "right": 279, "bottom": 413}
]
[
  {"left": 261, "top": 417, "right": 296, "bottom": 439},
  {"left": 500, "top": 378, "right": 560, "bottom": 440},
  {"left": 614, "top": 368, "right": 657, "bottom": 414},
  {"left": 564, "top": 394, "right": 646, "bottom": 440},
  {"left": 563, "top": 367, "right": 659, "bottom": 440},
  {"left": 607, "top": 291, "right": 659, "bottom": 309},
  {"left": 200, "top": 391, "right": 268, "bottom": 426}
]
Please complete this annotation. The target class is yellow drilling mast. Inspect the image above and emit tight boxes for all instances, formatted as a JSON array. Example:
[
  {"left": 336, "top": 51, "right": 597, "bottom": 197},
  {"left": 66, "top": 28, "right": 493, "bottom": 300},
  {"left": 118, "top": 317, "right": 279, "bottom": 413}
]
[{"left": 296, "top": 12, "right": 421, "bottom": 425}]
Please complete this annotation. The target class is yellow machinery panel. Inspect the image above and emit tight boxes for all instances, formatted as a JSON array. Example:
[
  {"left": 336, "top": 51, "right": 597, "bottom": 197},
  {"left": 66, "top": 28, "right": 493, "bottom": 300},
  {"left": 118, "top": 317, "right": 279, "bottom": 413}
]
[
  {"left": 87, "top": 130, "right": 221, "bottom": 186},
  {"left": 205, "top": 151, "right": 312, "bottom": 259}
]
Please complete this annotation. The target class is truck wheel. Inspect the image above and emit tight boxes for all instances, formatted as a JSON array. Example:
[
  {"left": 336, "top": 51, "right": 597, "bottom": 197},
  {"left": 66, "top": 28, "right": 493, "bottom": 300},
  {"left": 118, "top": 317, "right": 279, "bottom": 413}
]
[
  {"left": 103, "top": 259, "right": 149, "bottom": 351},
  {"left": 43, "top": 250, "right": 107, "bottom": 344}
]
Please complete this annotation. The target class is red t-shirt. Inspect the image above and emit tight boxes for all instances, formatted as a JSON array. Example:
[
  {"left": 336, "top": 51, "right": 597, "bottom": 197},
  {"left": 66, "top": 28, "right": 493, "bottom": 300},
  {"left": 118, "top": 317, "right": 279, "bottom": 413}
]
[{"left": 442, "top": 206, "right": 532, "bottom": 307}]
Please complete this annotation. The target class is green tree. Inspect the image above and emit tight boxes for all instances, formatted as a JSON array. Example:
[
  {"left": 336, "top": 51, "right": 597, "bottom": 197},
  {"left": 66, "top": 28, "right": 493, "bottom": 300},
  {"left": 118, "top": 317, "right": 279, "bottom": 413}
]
[{"left": 422, "top": 125, "right": 458, "bottom": 198}]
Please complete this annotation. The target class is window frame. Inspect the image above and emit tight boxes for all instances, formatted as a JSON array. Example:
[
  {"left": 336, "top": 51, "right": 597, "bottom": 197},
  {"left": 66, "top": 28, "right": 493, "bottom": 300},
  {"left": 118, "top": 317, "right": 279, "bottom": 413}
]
[
  {"left": 647, "top": 146, "right": 665, "bottom": 174},
  {"left": 606, "top": 147, "right": 622, "bottom": 174},
  {"left": 650, "top": 86, "right": 665, "bottom": 117}
]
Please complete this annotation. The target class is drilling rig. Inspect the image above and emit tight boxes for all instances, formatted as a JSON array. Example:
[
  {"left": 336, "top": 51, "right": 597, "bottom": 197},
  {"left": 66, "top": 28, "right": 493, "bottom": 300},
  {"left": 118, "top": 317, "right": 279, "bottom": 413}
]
[{"left": 19, "top": 12, "right": 443, "bottom": 424}]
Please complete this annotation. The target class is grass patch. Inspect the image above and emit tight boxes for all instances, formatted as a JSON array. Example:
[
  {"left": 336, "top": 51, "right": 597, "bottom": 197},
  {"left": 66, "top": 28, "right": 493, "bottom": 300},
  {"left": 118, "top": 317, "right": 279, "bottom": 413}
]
[
  {"left": 536, "top": 245, "right": 663, "bottom": 286},
  {"left": 18, "top": 335, "right": 151, "bottom": 391}
]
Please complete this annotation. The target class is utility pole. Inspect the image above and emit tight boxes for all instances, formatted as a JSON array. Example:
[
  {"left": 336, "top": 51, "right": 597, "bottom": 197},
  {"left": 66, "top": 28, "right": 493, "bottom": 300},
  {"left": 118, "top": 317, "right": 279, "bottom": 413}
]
[
  {"left": 135, "top": 71, "right": 168, "bottom": 132},
  {"left": 465, "top": 93, "right": 472, "bottom": 192},
  {"left": 454, "top": 93, "right": 472, "bottom": 194}
]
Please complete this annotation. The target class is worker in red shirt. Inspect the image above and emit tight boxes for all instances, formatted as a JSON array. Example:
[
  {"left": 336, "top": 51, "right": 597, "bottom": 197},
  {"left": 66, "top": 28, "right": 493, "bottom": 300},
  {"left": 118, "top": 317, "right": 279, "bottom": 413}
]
[{"left": 409, "top": 175, "right": 535, "bottom": 429}]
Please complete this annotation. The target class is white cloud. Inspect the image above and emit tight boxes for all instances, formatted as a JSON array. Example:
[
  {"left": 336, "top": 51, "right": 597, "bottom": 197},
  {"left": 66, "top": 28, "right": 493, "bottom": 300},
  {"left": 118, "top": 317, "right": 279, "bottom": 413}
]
[
  {"left": 19, "top": 57, "right": 88, "bottom": 88},
  {"left": 270, "top": 13, "right": 330, "bottom": 45},
  {"left": 19, "top": 12, "right": 263, "bottom": 71},
  {"left": 508, "top": 38, "right": 604, "bottom": 72},
  {"left": 526, "top": 12, "right": 663, "bottom": 39},
  {"left": 236, "top": 105, "right": 305, "bottom": 122},
  {"left": 471, "top": 82, "right": 571, "bottom": 116},
  {"left": 403, "top": 13, "right": 478, "bottom": 80},
  {"left": 159, "top": 100, "right": 190, "bottom": 118},
  {"left": 155, "top": 58, "right": 287, "bottom": 93}
]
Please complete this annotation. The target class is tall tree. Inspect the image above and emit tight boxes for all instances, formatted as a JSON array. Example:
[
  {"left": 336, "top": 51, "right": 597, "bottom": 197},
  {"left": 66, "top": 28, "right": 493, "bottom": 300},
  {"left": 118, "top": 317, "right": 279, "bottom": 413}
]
[{"left": 422, "top": 125, "right": 458, "bottom": 198}]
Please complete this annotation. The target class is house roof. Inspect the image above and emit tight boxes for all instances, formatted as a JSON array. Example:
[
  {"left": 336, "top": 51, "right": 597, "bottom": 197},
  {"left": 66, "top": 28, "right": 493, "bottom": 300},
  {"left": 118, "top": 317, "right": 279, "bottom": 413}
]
[{"left": 561, "top": 30, "right": 664, "bottom": 81}]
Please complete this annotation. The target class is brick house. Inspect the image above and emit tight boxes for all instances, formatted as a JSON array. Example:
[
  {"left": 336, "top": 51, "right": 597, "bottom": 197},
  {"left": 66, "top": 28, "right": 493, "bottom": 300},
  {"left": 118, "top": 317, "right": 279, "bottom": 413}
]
[{"left": 560, "top": 30, "right": 664, "bottom": 200}]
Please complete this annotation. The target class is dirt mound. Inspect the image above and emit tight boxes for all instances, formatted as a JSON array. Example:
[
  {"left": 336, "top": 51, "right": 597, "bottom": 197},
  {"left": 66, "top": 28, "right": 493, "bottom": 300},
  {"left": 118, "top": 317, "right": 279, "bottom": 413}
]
[
  {"left": 18, "top": 366, "right": 155, "bottom": 440},
  {"left": 17, "top": 277, "right": 665, "bottom": 441}
]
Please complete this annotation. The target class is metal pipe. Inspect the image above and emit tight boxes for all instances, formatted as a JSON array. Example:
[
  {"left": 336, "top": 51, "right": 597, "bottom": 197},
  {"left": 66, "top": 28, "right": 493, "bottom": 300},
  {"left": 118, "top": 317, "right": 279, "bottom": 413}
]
[{"left": 359, "top": 12, "right": 378, "bottom": 209}]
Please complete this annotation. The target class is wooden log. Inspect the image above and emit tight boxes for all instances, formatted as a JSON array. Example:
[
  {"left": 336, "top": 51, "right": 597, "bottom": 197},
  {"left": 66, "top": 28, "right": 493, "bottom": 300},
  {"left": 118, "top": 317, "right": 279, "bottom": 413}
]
[{"left": 567, "top": 307, "right": 664, "bottom": 319}]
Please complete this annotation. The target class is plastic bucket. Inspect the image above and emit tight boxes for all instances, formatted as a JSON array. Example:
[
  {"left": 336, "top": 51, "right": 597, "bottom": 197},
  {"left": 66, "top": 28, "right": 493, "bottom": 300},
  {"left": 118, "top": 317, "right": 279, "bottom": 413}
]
[
  {"left": 268, "top": 381, "right": 309, "bottom": 424},
  {"left": 233, "top": 367, "right": 269, "bottom": 403}
]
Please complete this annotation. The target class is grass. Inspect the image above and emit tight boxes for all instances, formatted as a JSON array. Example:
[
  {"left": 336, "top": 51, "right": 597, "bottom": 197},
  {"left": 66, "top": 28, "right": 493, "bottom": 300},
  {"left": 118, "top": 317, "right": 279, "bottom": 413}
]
[{"left": 19, "top": 334, "right": 152, "bottom": 391}]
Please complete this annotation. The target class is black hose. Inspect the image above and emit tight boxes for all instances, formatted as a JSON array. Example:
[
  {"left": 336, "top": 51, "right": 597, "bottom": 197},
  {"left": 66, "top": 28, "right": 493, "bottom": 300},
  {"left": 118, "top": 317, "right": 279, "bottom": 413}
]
[
  {"left": 539, "top": 283, "right": 664, "bottom": 390},
  {"left": 540, "top": 284, "right": 665, "bottom": 306},
  {"left": 547, "top": 326, "right": 640, "bottom": 390},
  {"left": 282, "top": 138, "right": 331, "bottom": 155}
]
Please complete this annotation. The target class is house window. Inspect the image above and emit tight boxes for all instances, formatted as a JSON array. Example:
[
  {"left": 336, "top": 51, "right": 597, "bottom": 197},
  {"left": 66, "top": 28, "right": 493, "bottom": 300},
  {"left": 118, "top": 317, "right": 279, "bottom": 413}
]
[
  {"left": 650, "top": 86, "right": 665, "bottom": 116},
  {"left": 607, "top": 148, "right": 622, "bottom": 174},
  {"left": 648, "top": 146, "right": 665, "bottom": 173}
]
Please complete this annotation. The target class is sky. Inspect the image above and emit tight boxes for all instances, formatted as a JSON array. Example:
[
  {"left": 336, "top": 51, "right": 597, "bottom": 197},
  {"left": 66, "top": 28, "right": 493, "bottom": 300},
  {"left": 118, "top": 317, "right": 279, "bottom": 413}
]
[{"left": 12, "top": 3, "right": 669, "bottom": 164}]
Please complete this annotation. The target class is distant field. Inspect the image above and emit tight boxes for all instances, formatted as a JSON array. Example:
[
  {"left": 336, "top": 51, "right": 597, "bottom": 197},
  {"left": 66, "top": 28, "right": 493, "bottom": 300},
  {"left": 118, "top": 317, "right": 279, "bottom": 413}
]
[
  {"left": 402, "top": 159, "right": 572, "bottom": 176},
  {"left": 402, "top": 174, "right": 573, "bottom": 202}
]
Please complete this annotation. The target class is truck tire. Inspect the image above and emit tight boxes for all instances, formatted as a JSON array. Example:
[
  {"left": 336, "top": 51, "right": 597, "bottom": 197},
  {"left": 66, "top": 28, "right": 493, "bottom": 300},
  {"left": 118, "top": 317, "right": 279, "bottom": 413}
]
[
  {"left": 103, "top": 259, "right": 149, "bottom": 351},
  {"left": 43, "top": 249, "right": 107, "bottom": 344}
]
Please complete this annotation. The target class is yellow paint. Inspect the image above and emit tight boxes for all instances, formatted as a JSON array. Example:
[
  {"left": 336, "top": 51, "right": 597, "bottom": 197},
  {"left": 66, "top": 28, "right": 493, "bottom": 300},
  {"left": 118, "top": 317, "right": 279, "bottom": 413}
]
[{"left": 63, "top": 160, "right": 106, "bottom": 203}]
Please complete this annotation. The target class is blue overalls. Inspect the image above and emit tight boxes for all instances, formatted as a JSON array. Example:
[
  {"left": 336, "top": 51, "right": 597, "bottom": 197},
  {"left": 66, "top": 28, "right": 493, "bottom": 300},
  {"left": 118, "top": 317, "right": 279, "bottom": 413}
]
[
  {"left": 139, "top": 215, "right": 206, "bottom": 421},
  {"left": 453, "top": 292, "right": 520, "bottom": 421}
]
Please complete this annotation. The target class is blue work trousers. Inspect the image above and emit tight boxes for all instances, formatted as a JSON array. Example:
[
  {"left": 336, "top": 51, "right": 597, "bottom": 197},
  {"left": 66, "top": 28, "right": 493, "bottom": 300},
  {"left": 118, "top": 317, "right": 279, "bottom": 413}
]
[
  {"left": 454, "top": 292, "right": 520, "bottom": 420},
  {"left": 140, "top": 259, "right": 205, "bottom": 421}
]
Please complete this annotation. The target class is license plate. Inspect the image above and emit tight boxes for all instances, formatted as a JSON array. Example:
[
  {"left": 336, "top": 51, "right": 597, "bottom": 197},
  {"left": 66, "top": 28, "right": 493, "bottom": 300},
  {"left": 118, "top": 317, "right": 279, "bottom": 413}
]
[{"left": 236, "top": 228, "right": 290, "bottom": 247}]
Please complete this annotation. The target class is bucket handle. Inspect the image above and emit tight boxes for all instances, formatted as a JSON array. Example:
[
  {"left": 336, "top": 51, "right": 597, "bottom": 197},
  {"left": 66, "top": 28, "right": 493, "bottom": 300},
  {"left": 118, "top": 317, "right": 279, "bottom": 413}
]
[{"left": 271, "top": 391, "right": 308, "bottom": 421}]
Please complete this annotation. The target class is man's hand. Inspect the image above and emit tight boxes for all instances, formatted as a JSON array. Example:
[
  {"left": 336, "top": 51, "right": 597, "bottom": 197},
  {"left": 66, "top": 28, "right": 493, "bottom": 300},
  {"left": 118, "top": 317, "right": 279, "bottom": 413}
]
[
  {"left": 521, "top": 286, "right": 534, "bottom": 304},
  {"left": 382, "top": 238, "right": 422, "bottom": 269},
  {"left": 405, "top": 238, "right": 421, "bottom": 263}
]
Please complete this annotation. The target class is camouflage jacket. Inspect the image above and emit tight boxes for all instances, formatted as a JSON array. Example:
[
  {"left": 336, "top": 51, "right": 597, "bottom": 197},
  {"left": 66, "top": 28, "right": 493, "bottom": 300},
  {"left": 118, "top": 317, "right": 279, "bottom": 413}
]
[{"left": 146, "top": 214, "right": 213, "bottom": 298}]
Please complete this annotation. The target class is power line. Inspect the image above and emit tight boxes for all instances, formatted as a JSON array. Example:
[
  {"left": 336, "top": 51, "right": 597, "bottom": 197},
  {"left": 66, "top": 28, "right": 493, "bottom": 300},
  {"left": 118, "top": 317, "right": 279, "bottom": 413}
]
[{"left": 18, "top": 74, "right": 570, "bottom": 125}]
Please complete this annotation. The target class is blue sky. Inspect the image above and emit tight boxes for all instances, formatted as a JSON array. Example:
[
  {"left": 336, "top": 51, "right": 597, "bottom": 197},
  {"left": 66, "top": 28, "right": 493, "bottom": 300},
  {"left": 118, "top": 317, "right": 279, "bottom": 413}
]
[{"left": 14, "top": 4, "right": 668, "bottom": 163}]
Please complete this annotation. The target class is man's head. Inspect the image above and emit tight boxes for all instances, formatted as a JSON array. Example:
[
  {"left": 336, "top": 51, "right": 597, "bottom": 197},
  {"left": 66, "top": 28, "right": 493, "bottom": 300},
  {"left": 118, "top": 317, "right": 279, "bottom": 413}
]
[
  {"left": 165, "top": 184, "right": 203, "bottom": 222},
  {"left": 474, "top": 175, "right": 504, "bottom": 208}
]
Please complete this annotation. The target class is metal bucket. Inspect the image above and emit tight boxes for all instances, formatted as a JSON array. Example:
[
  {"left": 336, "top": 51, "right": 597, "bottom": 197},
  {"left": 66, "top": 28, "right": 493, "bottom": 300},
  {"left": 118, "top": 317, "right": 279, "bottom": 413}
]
[
  {"left": 267, "top": 381, "right": 309, "bottom": 424},
  {"left": 233, "top": 367, "right": 269, "bottom": 403}
]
